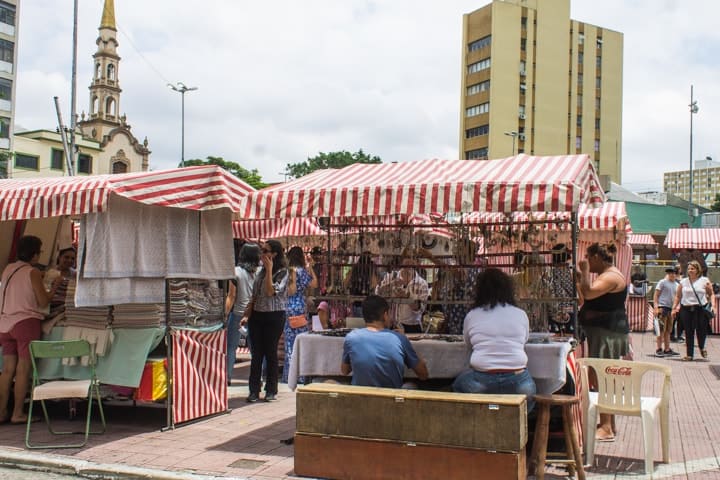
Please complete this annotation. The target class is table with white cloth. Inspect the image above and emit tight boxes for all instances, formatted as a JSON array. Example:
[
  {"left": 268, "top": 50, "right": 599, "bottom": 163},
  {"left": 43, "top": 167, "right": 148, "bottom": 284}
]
[{"left": 287, "top": 333, "right": 573, "bottom": 395}]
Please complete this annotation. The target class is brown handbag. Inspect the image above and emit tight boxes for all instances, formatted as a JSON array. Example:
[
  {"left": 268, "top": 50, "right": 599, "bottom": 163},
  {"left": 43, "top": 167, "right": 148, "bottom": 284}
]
[{"left": 288, "top": 314, "right": 308, "bottom": 329}]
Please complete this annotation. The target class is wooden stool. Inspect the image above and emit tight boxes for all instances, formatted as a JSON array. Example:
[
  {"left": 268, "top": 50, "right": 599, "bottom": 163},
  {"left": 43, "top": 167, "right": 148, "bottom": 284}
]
[{"left": 528, "top": 394, "right": 585, "bottom": 480}]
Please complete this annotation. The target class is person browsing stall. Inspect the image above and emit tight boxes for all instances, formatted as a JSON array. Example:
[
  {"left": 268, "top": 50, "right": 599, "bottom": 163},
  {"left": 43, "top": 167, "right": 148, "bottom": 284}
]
[
  {"left": 0, "top": 235, "right": 63, "bottom": 424},
  {"left": 577, "top": 242, "right": 629, "bottom": 442},
  {"left": 653, "top": 267, "right": 680, "bottom": 357},
  {"left": 245, "top": 239, "right": 289, "bottom": 403},
  {"left": 341, "top": 295, "right": 428, "bottom": 388},
  {"left": 451, "top": 268, "right": 536, "bottom": 411}
]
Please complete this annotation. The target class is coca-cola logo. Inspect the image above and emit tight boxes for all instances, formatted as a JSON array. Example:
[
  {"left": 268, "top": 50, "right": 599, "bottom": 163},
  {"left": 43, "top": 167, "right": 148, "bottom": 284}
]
[{"left": 604, "top": 366, "right": 632, "bottom": 376}]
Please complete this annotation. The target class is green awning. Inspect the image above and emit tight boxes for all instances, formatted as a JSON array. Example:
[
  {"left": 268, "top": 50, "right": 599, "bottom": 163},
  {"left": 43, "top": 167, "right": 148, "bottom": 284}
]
[{"left": 625, "top": 202, "right": 701, "bottom": 234}]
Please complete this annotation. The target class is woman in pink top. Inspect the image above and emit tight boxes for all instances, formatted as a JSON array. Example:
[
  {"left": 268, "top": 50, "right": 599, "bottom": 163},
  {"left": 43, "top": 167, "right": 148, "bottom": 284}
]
[{"left": 0, "top": 235, "right": 61, "bottom": 424}]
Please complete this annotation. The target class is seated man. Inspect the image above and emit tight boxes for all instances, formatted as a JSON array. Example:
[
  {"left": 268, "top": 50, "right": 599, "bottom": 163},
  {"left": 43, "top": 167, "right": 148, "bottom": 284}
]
[{"left": 341, "top": 295, "right": 428, "bottom": 388}]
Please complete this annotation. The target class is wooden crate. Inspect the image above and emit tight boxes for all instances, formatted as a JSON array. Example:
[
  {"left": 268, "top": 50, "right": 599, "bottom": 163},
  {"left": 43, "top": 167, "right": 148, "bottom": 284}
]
[
  {"left": 294, "top": 433, "right": 526, "bottom": 480},
  {"left": 296, "top": 383, "right": 527, "bottom": 452}
]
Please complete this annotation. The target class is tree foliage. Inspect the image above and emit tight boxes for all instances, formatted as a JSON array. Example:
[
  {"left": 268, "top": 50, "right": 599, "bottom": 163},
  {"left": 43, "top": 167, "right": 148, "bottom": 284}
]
[
  {"left": 285, "top": 149, "right": 382, "bottom": 179},
  {"left": 182, "top": 156, "right": 267, "bottom": 189},
  {"left": 711, "top": 193, "right": 720, "bottom": 212}
]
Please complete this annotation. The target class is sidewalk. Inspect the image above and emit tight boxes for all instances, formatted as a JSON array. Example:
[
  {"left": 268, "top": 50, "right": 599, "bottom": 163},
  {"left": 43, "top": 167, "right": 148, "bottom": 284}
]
[{"left": 1, "top": 333, "right": 720, "bottom": 479}]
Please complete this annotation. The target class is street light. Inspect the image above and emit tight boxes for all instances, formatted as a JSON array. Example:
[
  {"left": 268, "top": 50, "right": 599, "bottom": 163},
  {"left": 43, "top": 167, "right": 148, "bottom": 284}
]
[
  {"left": 689, "top": 85, "right": 699, "bottom": 220},
  {"left": 168, "top": 82, "right": 198, "bottom": 167},
  {"left": 504, "top": 131, "right": 518, "bottom": 156}
]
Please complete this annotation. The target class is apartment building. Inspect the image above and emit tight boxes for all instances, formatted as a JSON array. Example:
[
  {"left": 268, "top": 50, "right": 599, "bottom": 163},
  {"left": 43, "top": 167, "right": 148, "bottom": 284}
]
[
  {"left": 0, "top": 0, "right": 17, "bottom": 177},
  {"left": 664, "top": 158, "right": 720, "bottom": 209},
  {"left": 459, "top": 0, "right": 623, "bottom": 183}
]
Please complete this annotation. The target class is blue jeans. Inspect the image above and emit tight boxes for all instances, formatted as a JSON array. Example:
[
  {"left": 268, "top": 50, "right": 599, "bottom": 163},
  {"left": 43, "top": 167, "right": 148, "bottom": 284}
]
[
  {"left": 226, "top": 312, "right": 240, "bottom": 382},
  {"left": 452, "top": 368, "right": 537, "bottom": 412}
]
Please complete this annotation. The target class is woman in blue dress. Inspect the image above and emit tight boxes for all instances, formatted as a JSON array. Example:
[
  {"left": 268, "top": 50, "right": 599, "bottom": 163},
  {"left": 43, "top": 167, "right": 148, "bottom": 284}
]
[{"left": 282, "top": 246, "right": 317, "bottom": 383}]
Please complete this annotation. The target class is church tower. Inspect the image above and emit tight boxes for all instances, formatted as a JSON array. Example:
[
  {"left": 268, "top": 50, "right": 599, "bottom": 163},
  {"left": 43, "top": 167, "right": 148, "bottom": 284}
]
[{"left": 78, "top": 0, "right": 150, "bottom": 173}]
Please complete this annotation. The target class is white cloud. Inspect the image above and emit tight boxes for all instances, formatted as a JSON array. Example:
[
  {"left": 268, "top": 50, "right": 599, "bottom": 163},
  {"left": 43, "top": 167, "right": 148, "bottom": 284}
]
[{"left": 13, "top": 0, "right": 720, "bottom": 187}]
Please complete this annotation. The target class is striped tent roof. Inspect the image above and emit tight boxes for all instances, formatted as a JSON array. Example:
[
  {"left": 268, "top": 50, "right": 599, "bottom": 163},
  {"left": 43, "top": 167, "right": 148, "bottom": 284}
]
[
  {"left": 664, "top": 228, "right": 720, "bottom": 252},
  {"left": 240, "top": 155, "right": 606, "bottom": 219},
  {"left": 460, "top": 202, "right": 630, "bottom": 232},
  {"left": 627, "top": 234, "right": 657, "bottom": 247},
  {"left": 0, "top": 166, "right": 256, "bottom": 221},
  {"left": 233, "top": 217, "right": 324, "bottom": 240}
]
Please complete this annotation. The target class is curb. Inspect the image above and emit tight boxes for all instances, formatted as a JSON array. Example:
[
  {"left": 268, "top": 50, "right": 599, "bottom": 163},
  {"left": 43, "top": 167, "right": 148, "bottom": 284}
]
[{"left": 0, "top": 448, "right": 247, "bottom": 480}]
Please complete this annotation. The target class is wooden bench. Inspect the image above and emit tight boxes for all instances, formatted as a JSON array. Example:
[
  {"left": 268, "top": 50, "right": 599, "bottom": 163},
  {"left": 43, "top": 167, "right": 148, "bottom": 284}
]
[{"left": 295, "top": 383, "right": 528, "bottom": 480}]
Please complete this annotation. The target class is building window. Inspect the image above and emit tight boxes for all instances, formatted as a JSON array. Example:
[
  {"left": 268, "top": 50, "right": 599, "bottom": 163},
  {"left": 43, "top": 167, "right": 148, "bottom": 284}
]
[
  {"left": 519, "top": 105, "right": 526, "bottom": 116},
  {"left": 577, "top": 94, "right": 582, "bottom": 105},
  {"left": 466, "top": 148, "right": 488, "bottom": 160},
  {"left": 466, "top": 80, "right": 490, "bottom": 96},
  {"left": 596, "top": 38, "right": 603, "bottom": 49},
  {"left": 709, "top": 178, "right": 712, "bottom": 188},
  {"left": 576, "top": 115, "right": 582, "bottom": 127},
  {"left": 577, "top": 73, "right": 583, "bottom": 86},
  {"left": 15, "top": 153, "right": 39, "bottom": 170},
  {"left": 595, "top": 97, "right": 600, "bottom": 109},
  {"left": 595, "top": 118, "right": 601, "bottom": 129},
  {"left": 0, "top": 1, "right": 15, "bottom": 27},
  {"left": 594, "top": 140, "right": 600, "bottom": 152},
  {"left": 465, "top": 125, "right": 489, "bottom": 139},
  {"left": 519, "top": 60, "right": 526, "bottom": 75},
  {"left": 78, "top": 154, "right": 92, "bottom": 174},
  {"left": 112, "top": 161, "right": 128, "bottom": 174},
  {"left": 521, "top": 17, "right": 527, "bottom": 29},
  {"left": 466, "top": 102, "right": 489, "bottom": 117},
  {"left": 596, "top": 56, "right": 602, "bottom": 67},
  {"left": 0, "top": 38, "right": 13, "bottom": 63},
  {"left": 468, "top": 58, "right": 491, "bottom": 74},
  {"left": 51, "top": 149, "right": 64, "bottom": 170},
  {"left": 0, "top": 116, "right": 9, "bottom": 139},
  {"left": 468, "top": 35, "right": 491, "bottom": 52},
  {"left": 521, "top": 38, "right": 527, "bottom": 51},
  {"left": 107, "top": 63, "right": 115, "bottom": 81},
  {"left": 578, "top": 33, "right": 585, "bottom": 45},
  {"left": 578, "top": 52, "right": 583, "bottom": 64},
  {"left": 576, "top": 137, "right": 582, "bottom": 149},
  {"left": 0, "top": 77, "right": 10, "bottom": 102}
]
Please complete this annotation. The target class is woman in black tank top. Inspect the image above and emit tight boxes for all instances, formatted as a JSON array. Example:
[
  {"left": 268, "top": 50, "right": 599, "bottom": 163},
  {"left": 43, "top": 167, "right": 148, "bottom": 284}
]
[{"left": 578, "top": 242, "right": 629, "bottom": 443}]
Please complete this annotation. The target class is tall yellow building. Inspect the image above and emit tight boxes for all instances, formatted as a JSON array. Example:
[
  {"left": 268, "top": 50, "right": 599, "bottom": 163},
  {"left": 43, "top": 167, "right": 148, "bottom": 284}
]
[{"left": 459, "top": 0, "right": 623, "bottom": 183}]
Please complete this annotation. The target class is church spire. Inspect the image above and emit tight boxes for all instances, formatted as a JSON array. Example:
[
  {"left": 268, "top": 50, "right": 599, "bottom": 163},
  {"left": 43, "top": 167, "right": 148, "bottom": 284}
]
[{"left": 100, "top": 0, "right": 116, "bottom": 30}]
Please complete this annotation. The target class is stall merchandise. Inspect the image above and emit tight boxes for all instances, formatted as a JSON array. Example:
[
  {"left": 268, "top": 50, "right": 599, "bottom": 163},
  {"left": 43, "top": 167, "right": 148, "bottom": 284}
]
[{"left": 0, "top": 165, "right": 254, "bottom": 427}]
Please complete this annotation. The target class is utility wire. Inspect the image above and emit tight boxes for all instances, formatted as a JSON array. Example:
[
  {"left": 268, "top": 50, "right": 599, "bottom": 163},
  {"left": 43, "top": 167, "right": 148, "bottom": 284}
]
[{"left": 116, "top": 22, "right": 174, "bottom": 86}]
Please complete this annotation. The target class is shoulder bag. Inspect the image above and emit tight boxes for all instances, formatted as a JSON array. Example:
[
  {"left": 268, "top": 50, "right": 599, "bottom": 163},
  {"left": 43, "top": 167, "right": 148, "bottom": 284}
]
[{"left": 689, "top": 280, "right": 715, "bottom": 323}]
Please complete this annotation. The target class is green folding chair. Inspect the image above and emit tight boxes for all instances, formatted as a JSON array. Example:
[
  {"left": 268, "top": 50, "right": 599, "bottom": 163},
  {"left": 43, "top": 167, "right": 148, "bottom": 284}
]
[{"left": 26, "top": 339, "right": 106, "bottom": 449}]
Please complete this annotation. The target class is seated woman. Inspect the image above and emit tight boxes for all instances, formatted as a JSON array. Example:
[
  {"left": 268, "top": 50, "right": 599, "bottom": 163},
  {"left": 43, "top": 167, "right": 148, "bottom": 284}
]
[{"left": 452, "top": 268, "right": 536, "bottom": 411}]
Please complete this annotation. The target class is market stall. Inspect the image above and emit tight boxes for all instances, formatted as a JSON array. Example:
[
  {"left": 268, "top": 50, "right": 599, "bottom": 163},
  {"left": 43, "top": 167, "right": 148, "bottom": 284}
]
[
  {"left": 665, "top": 228, "right": 720, "bottom": 333},
  {"left": 0, "top": 165, "right": 255, "bottom": 427}
]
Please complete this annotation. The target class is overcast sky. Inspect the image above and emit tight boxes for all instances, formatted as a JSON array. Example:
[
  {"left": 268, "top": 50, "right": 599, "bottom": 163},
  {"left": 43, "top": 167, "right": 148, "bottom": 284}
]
[{"left": 13, "top": 0, "right": 720, "bottom": 189}]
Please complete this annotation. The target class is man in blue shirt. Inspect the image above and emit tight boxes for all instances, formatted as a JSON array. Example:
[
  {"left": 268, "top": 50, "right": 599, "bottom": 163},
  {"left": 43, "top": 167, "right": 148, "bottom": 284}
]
[{"left": 341, "top": 295, "right": 428, "bottom": 388}]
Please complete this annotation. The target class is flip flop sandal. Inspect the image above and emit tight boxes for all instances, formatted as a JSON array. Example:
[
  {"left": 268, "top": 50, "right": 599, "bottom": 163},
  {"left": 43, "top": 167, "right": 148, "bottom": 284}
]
[{"left": 681, "top": 356, "right": 694, "bottom": 362}]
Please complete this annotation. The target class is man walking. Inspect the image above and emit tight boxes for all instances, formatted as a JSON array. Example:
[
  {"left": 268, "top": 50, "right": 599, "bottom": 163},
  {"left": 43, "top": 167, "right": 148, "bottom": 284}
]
[{"left": 654, "top": 267, "right": 680, "bottom": 357}]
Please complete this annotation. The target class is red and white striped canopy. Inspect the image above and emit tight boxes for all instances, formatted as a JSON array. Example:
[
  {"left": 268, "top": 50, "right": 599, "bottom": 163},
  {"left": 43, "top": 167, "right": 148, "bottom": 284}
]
[
  {"left": 233, "top": 217, "right": 324, "bottom": 240},
  {"left": 461, "top": 202, "right": 629, "bottom": 232},
  {"left": 0, "top": 166, "right": 255, "bottom": 221},
  {"left": 240, "top": 155, "right": 605, "bottom": 219},
  {"left": 664, "top": 228, "right": 720, "bottom": 252},
  {"left": 627, "top": 234, "right": 657, "bottom": 247}
]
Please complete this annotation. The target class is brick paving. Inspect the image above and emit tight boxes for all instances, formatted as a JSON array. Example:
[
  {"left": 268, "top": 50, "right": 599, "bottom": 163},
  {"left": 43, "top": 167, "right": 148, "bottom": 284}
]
[{"left": 0, "top": 332, "right": 718, "bottom": 479}]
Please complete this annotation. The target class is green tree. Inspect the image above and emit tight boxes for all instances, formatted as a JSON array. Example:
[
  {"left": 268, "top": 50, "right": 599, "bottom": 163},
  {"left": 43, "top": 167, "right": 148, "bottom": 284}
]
[
  {"left": 711, "top": 193, "right": 720, "bottom": 212},
  {"left": 182, "top": 156, "right": 267, "bottom": 189},
  {"left": 285, "top": 149, "right": 382, "bottom": 179}
]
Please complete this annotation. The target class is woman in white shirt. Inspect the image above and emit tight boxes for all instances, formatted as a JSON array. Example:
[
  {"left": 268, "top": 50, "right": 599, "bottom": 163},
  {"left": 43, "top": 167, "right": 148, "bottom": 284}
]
[
  {"left": 452, "top": 268, "right": 536, "bottom": 410},
  {"left": 672, "top": 260, "right": 714, "bottom": 361}
]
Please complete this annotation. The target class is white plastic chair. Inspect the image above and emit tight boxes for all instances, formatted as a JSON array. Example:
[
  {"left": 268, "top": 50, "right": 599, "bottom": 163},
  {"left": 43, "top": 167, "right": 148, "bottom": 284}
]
[{"left": 577, "top": 358, "right": 671, "bottom": 474}]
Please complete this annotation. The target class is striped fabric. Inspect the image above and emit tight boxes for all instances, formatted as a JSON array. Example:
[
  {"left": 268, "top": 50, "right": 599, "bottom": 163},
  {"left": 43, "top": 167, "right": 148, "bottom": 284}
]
[
  {"left": 240, "top": 155, "right": 606, "bottom": 219},
  {"left": 664, "top": 228, "right": 720, "bottom": 252},
  {"left": 233, "top": 217, "right": 324, "bottom": 240},
  {"left": 0, "top": 165, "right": 255, "bottom": 221},
  {"left": 170, "top": 328, "right": 228, "bottom": 425},
  {"left": 627, "top": 234, "right": 657, "bottom": 247},
  {"left": 626, "top": 296, "right": 652, "bottom": 332}
]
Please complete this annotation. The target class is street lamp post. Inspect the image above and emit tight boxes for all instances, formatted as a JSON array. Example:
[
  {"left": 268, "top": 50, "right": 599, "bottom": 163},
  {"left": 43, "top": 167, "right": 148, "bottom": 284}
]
[
  {"left": 689, "top": 85, "right": 699, "bottom": 220},
  {"left": 168, "top": 82, "right": 198, "bottom": 167},
  {"left": 504, "top": 131, "right": 518, "bottom": 156}
]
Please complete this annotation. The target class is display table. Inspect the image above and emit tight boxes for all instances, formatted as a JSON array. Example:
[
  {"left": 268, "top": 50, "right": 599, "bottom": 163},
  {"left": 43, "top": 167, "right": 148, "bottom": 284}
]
[{"left": 287, "top": 333, "right": 572, "bottom": 395}]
